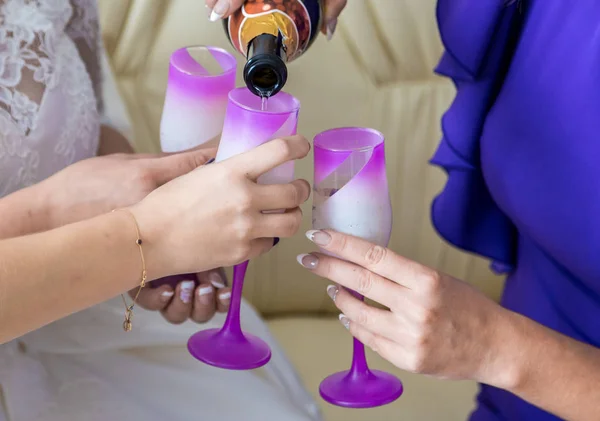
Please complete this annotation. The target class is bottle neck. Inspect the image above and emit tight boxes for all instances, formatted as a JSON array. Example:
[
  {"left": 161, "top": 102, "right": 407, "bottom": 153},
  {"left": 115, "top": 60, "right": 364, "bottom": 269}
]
[{"left": 243, "top": 33, "right": 288, "bottom": 98}]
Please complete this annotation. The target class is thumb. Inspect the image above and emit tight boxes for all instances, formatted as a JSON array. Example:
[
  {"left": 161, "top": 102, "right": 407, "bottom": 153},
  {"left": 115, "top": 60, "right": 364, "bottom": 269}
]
[
  {"left": 150, "top": 147, "right": 216, "bottom": 185},
  {"left": 207, "top": 0, "right": 245, "bottom": 21}
]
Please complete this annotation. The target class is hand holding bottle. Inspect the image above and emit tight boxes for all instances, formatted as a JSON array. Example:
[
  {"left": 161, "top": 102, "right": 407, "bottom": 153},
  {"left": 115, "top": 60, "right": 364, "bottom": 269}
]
[
  {"left": 213, "top": 0, "right": 345, "bottom": 97},
  {"left": 206, "top": 0, "right": 346, "bottom": 38}
]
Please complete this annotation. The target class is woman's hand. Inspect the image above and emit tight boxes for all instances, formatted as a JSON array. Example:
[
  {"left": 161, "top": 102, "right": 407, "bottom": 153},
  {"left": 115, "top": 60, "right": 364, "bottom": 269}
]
[
  {"left": 205, "top": 0, "right": 348, "bottom": 39},
  {"left": 132, "top": 135, "right": 311, "bottom": 279},
  {"left": 297, "top": 230, "right": 516, "bottom": 387},
  {"left": 37, "top": 147, "right": 215, "bottom": 230},
  {"left": 132, "top": 269, "right": 232, "bottom": 324}
]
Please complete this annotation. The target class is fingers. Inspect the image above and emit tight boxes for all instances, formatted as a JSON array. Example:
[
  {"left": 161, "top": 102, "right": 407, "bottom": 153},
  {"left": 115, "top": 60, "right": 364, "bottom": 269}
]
[
  {"left": 150, "top": 147, "right": 217, "bottom": 186},
  {"left": 206, "top": 0, "right": 245, "bottom": 21},
  {"left": 131, "top": 285, "right": 174, "bottom": 311},
  {"left": 321, "top": 0, "right": 347, "bottom": 39},
  {"left": 191, "top": 283, "right": 217, "bottom": 323},
  {"left": 254, "top": 207, "right": 303, "bottom": 238},
  {"left": 230, "top": 135, "right": 310, "bottom": 181},
  {"left": 297, "top": 252, "right": 407, "bottom": 309},
  {"left": 340, "top": 314, "right": 403, "bottom": 367},
  {"left": 305, "top": 230, "right": 430, "bottom": 290},
  {"left": 216, "top": 287, "right": 231, "bottom": 313},
  {"left": 161, "top": 280, "right": 196, "bottom": 324},
  {"left": 328, "top": 286, "right": 405, "bottom": 341},
  {"left": 254, "top": 179, "right": 311, "bottom": 211}
]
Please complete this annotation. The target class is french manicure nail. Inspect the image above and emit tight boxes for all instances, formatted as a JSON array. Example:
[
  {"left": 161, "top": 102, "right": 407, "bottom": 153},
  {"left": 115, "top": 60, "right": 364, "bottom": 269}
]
[
  {"left": 327, "top": 285, "right": 338, "bottom": 302},
  {"left": 326, "top": 18, "right": 338, "bottom": 41},
  {"left": 339, "top": 313, "right": 350, "bottom": 330},
  {"left": 219, "top": 291, "right": 231, "bottom": 301},
  {"left": 305, "top": 230, "right": 331, "bottom": 246},
  {"left": 161, "top": 290, "right": 174, "bottom": 301},
  {"left": 198, "top": 286, "right": 214, "bottom": 304},
  {"left": 209, "top": 0, "right": 228, "bottom": 21},
  {"left": 180, "top": 280, "right": 195, "bottom": 303},
  {"left": 198, "top": 286, "right": 213, "bottom": 296},
  {"left": 296, "top": 253, "right": 319, "bottom": 269},
  {"left": 210, "top": 273, "right": 226, "bottom": 289}
]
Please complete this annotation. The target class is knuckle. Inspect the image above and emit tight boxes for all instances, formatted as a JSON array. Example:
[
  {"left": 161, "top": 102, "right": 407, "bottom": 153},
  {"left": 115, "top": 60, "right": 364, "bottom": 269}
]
[
  {"left": 363, "top": 333, "right": 380, "bottom": 353},
  {"left": 356, "top": 269, "right": 375, "bottom": 295},
  {"left": 285, "top": 183, "right": 300, "bottom": 206},
  {"left": 234, "top": 217, "right": 253, "bottom": 241},
  {"left": 420, "top": 269, "right": 443, "bottom": 294},
  {"left": 365, "top": 245, "right": 387, "bottom": 266},
  {"left": 135, "top": 166, "right": 156, "bottom": 188},
  {"left": 235, "top": 188, "right": 254, "bottom": 212},
  {"left": 271, "top": 137, "right": 293, "bottom": 159},
  {"left": 335, "top": 233, "right": 349, "bottom": 253},
  {"left": 356, "top": 306, "right": 371, "bottom": 327},
  {"left": 284, "top": 209, "right": 303, "bottom": 236}
]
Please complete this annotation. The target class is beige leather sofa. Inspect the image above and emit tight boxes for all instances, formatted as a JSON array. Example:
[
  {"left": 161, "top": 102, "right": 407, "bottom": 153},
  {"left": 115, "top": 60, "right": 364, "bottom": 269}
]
[{"left": 98, "top": 1, "right": 506, "bottom": 420}]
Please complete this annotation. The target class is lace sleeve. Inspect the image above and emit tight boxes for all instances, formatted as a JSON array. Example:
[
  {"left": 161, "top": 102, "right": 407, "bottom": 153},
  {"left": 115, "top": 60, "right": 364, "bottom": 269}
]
[
  {"left": 65, "top": 0, "right": 103, "bottom": 116},
  {"left": 0, "top": 0, "right": 63, "bottom": 136}
]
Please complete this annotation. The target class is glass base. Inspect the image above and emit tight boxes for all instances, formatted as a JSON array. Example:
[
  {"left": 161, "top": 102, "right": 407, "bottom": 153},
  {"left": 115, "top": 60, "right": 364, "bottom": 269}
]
[
  {"left": 319, "top": 369, "right": 403, "bottom": 408},
  {"left": 187, "top": 328, "right": 271, "bottom": 370}
]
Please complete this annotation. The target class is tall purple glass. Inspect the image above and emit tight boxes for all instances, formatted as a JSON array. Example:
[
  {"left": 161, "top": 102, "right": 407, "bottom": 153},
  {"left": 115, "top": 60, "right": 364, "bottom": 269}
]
[
  {"left": 154, "top": 46, "right": 237, "bottom": 289},
  {"left": 188, "top": 87, "right": 300, "bottom": 370},
  {"left": 160, "top": 45, "right": 236, "bottom": 152},
  {"left": 312, "top": 127, "right": 403, "bottom": 408}
]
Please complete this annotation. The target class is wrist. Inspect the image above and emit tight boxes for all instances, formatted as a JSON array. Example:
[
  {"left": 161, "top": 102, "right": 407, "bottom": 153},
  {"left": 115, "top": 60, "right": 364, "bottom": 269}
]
[
  {"left": 479, "top": 307, "right": 529, "bottom": 391},
  {"left": 127, "top": 203, "right": 170, "bottom": 281}
]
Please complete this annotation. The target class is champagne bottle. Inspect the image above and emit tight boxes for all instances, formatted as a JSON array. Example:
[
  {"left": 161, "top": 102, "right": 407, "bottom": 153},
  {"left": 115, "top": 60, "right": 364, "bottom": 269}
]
[{"left": 223, "top": 0, "right": 323, "bottom": 97}]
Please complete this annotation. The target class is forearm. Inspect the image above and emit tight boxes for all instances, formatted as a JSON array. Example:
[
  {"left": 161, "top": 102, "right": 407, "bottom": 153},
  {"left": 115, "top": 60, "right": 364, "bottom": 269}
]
[
  {"left": 493, "top": 311, "right": 600, "bottom": 420},
  {"left": 0, "top": 185, "right": 51, "bottom": 238},
  {"left": 0, "top": 211, "right": 154, "bottom": 343},
  {"left": 0, "top": 126, "right": 132, "bottom": 239}
]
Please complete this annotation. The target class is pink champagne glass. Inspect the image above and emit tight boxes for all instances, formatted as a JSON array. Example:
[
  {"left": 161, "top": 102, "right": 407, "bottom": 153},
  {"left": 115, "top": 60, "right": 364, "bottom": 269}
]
[
  {"left": 187, "top": 87, "right": 300, "bottom": 369},
  {"left": 154, "top": 45, "right": 236, "bottom": 288},
  {"left": 312, "top": 127, "right": 403, "bottom": 408}
]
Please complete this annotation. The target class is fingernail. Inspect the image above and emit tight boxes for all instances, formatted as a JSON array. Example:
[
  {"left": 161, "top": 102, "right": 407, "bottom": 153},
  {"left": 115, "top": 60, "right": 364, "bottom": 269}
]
[
  {"left": 297, "top": 253, "right": 319, "bottom": 269},
  {"left": 198, "top": 286, "right": 214, "bottom": 304},
  {"left": 210, "top": 272, "right": 226, "bottom": 289},
  {"left": 161, "top": 290, "right": 174, "bottom": 301},
  {"left": 326, "top": 18, "right": 338, "bottom": 41},
  {"left": 204, "top": 157, "right": 215, "bottom": 165},
  {"left": 219, "top": 291, "right": 231, "bottom": 301},
  {"left": 306, "top": 230, "right": 331, "bottom": 246},
  {"left": 327, "top": 285, "right": 338, "bottom": 302},
  {"left": 180, "top": 280, "right": 195, "bottom": 303},
  {"left": 209, "top": 0, "right": 228, "bottom": 21},
  {"left": 273, "top": 237, "right": 280, "bottom": 246},
  {"left": 339, "top": 313, "right": 350, "bottom": 330}
]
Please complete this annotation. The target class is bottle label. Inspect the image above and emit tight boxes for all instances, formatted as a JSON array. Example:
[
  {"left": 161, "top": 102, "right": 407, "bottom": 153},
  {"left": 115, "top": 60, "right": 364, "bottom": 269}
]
[{"left": 226, "top": 0, "right": 322, "bottom": 62}]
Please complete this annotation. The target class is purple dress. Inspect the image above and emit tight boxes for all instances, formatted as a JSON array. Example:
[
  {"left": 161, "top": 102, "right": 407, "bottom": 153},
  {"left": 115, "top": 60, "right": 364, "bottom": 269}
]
[{"left": 432, "top": 1, "right": 600, "bottom": 420}]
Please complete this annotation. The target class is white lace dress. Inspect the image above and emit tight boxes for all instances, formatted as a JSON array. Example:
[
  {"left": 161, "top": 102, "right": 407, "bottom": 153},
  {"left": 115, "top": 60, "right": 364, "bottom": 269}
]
[{"left": 0, "top": 2, "right": 321, "bottom": 420}]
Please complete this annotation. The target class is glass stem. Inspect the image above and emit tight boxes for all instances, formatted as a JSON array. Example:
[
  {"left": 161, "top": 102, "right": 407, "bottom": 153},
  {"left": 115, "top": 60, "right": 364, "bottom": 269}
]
[
  {"left": 348, "top": 293, "right": 370, "bottom": 377},
  {"left": 221, "top": 260, "right": 248, "bottom": 336}
]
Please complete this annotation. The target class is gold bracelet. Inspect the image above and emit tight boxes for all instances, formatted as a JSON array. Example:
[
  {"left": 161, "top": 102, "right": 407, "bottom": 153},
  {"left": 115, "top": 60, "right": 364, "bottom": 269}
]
[{"left": 113, "top": 208, "right": 147, "bottom": 332}]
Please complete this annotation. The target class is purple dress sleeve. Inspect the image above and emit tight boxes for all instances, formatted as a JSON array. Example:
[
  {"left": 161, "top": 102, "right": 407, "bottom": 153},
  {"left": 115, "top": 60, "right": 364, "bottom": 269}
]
[{"left": 431, "top": 0, "right": 521, "bottom": 273}]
